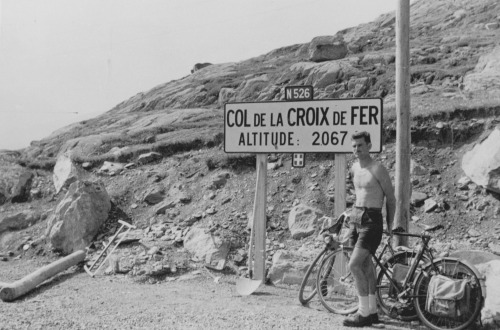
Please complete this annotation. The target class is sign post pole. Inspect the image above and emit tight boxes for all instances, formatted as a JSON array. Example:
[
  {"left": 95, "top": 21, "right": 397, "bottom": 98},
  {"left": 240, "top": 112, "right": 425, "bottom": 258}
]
[
  {"left": 394, "top": 0, "right": 411, "bottom": 247},
  {"left": 334, "top": 154, "right": 347, "bottom": 217},
  {"left": 252, "top": 154, "right": 267, "bottom": 281}
]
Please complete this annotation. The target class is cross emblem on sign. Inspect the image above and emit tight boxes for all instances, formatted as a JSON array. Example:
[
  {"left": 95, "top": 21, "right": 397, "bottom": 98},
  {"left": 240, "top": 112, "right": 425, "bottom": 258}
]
[{"left": 292, "top": 152, "right": 305, "bottom": 168}]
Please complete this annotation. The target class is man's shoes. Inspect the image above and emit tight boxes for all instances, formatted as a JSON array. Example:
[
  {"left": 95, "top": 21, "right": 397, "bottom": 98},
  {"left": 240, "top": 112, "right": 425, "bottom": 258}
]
[
  {"left": 343, "top": 313, "right": 372, "bottom": 327},
  {"left": 370, "top": 313, "right": 380, "bottom": 324}
]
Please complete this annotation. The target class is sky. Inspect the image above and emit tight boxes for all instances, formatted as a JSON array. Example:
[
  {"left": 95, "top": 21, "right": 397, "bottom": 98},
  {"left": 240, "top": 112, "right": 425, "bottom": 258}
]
[{"left": 0, "top": 0, "right": 398, "bottom": 150}]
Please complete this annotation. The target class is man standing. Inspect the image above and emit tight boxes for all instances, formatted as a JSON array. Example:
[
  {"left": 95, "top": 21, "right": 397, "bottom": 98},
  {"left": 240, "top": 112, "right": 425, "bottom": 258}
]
[{"left": 343, "top": 131, "right": 396, "bottom": 327}]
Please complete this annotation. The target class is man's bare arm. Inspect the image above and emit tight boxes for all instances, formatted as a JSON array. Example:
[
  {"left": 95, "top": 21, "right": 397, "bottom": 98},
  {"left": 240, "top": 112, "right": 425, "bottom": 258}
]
[{"left": 373, "top": 164, "right": 396, "bottom": 233}]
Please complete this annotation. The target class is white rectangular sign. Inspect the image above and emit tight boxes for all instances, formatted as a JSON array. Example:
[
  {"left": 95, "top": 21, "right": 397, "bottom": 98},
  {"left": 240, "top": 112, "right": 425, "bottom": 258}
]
[{"left": 224, "top": 98, "right": 382, "bottom": 153}]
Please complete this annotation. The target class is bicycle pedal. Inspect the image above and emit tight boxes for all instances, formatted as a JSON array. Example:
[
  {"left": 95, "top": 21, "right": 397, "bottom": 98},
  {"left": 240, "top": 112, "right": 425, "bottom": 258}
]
[{"left": 388, "top": 307, "right": 399, "bottom": 319}]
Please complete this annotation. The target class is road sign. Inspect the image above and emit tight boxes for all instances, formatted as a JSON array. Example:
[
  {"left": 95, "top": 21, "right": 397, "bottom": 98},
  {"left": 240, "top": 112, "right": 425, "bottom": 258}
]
[
  {"left": 285, "top": 86, "right": 313, "bottom": 167},
  {"left": 285, "top": 86, "right": 313, "bottom": 101},
  {"left": 292, "top": 153, "right": 305, "bottom": 167},
  {"left": 224, "top": 98, "right": 383, "bottom": 153}
]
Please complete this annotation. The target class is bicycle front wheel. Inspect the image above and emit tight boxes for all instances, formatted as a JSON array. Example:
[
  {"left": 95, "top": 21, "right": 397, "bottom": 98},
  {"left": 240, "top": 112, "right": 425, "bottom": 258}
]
[
  {"left": 316, "top": 247, "right": 358, "bottom": 314},
  {"left": 413, "top": 258, "right": 483, "bottom": 330},
  {"left": 298, "top": 249, "right": 327, "bottom": 305}
]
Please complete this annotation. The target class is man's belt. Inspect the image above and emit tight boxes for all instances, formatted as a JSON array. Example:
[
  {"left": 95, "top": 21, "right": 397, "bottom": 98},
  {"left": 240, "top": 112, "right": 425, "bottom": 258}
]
[{"left": 354, "top": 206, "right": 382, "bottom": 212}]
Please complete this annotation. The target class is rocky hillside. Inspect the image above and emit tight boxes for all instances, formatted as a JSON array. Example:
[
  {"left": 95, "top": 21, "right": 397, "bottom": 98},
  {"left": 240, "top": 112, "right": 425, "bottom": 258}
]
[
  {"left": 1, "top": 0, "right": 500, "bottom": 315},
  {"left": 11, "top": 0, "right": 499, "bottom": 167}
]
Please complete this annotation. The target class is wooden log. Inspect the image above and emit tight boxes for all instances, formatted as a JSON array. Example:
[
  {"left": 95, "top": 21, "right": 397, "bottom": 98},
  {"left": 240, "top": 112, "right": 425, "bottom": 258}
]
[{"left": 0, "top": 250, "right": 86, "bottom": 302}]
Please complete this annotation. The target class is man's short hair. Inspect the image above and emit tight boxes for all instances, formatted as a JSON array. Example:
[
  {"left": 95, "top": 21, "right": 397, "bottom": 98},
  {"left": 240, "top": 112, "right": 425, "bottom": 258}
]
[{"left": 351, "top": 131, "right": 371, "bottom": 144}]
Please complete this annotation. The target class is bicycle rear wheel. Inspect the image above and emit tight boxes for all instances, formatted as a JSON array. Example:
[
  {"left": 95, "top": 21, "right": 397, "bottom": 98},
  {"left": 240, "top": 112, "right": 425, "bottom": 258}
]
[
  {"left": 298, "top": 249, "right": 327, "bottom": 305},
  {"left": 376, "top": 250, "right": 427, "bottom": 321},
  {"left": 413, "top": 259, "right": 483, "bottom": 330},
  {"left": 316, "top": 247, "right": 358, "bottom": 314}
]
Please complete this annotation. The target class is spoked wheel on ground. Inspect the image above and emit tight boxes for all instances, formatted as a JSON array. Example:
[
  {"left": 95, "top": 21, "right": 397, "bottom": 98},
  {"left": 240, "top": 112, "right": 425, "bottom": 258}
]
[
  {"left": 413, "top": 258, "right": 483, "bottom": 330},
  {"left": 298, "top": 249, "right": 327, "bottom": 305},
  {"left": 316, "top": 247, "right": 358, "bottom": 314},
  {"left": 375, "top": 250, "right": 430, "bottom": 321}
]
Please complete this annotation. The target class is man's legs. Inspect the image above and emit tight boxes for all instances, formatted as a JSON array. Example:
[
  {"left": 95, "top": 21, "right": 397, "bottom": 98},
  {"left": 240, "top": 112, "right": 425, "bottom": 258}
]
[
  {"left": 364, "top": 255, "right": 379, "bottom": 322},
  {"left": 364, "top": 255, "right": 376, "bottom": 294},
  {"left": 343, "top": 246, "right": 373, "bottom": 327},
  {"left": 349, "top": 246, "right": 371, "bottom": 297}
]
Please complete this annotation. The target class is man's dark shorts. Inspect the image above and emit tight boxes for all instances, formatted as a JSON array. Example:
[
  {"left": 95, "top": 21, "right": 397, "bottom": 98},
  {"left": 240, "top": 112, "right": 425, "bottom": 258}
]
[{"left": 348, "top": 207, "right": 383, "bottom": 254}]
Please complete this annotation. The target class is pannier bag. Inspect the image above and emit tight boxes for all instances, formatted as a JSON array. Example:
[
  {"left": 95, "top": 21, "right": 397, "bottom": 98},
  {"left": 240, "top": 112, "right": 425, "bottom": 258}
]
[
  {"left": 389, "top": 263, "right": 410, "bottom": 296},
  {"left": 425, "top": 274, "right": 471, "bottom": 318}
]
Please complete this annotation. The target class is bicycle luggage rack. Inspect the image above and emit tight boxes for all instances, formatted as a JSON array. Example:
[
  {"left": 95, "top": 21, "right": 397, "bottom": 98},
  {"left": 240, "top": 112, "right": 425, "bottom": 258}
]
[{"left": 84, "top": 220, "right": 136, "bottom": 277}]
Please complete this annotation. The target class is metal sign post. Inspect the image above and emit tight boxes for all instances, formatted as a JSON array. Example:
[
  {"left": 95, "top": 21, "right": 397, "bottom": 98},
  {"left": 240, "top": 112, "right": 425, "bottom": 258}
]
[{"left": 395, "top": 0, "right": 411, "bottom": 247}]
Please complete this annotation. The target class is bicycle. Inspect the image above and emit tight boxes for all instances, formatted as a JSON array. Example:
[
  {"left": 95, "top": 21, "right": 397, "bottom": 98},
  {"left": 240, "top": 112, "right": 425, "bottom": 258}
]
[
  {"left": 299, "top": 211, "right": 425, "bottom": 313},
  {"left": 374, "top": 231, "right": 485, "bottom": 330},
  {"left": 297, "top": 211, "right": 348, "bottom": 305},
  {"left": 314, "top": 228, "right": 429, "bottom": 315}
]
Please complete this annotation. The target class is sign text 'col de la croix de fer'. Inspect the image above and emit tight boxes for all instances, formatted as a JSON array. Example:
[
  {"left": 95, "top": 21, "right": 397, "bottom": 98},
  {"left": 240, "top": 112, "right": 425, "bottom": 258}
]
[{"left": 224, "top": 98, "right": 383, "bottom": 153}]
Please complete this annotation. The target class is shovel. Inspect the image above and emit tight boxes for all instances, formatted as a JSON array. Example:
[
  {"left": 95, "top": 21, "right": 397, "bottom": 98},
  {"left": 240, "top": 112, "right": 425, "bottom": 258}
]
[{"left": 235, "top": 218, "right": 262, "bottom": 296}]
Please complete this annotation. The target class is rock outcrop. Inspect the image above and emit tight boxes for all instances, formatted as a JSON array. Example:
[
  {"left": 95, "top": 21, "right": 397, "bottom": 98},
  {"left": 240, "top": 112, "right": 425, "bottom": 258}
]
[
  {"left": 476, "top": 260, "right": 500, "bottom": 327},
  {"left": 267, "top": 250, "right": 313, "bottom": 285},
  {"left": 46, "top": 180, "right": 111, "bottom": 254},
  {"left": 464, "top": 45, "right": 500, "bottom": 95},
  {"left": 288, "top": 204, "right": 324, "bottom": 239},
  {"left": 10, "top": 171, "right": 34, "bottom": 203},
  {"left": 190, "top": 63, "right": 212, "bottom": 74},
  {"left": 0, "top": 210, "right": 41, "bottom": 234},
  {"left": 53, "top": 152, "right": 87, "bottom": 194},
  {"left": 308, "top": 36, "right": 348, "bottom": 62},
  {"left": 183, "top": 227, "right": 229, "bottom": 265},
  {"left": 462, "top": 126, "right": 500, "bottom": 193}
]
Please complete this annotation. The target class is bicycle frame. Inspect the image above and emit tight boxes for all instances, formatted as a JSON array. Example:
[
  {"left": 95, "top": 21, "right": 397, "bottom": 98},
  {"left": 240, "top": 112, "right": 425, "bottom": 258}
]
[{"left": 372, "top": 231, "right": 435, "bottom": 300}]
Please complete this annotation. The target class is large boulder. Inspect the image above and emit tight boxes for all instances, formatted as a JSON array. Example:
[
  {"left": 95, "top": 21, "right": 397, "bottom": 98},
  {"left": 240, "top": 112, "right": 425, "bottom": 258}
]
[
  {"left": 267, "top": 250, "right": 314, "bottom": 285},
  {"left": 476, "top": 260, "right": 500, "bottom": 327},
  {"left": 98, "top": 161, "right": 124, "bottom": 176},
  {"left": 10, "top": 171, "right": 34, "bottom": 203},
  {"left": 183, "top": 227, "right": 229, "bottom": 265},
  {"left": 208, "top": 172, "right": 230, "bottom": 190},
  {"left": 0, "top": 160, "right": 26, "bottom": 205},
  {"left": 218, "top": 88, "right": 236, "bottom": 107},
  {"left": 462, "top": 126, "right": 500, "bottom": 193},
  {"left": 449, "top": 250, "right": 500, "bottom": 265},
  {"left": 137, "top": 152, "right": 162, "bottom": 164},
  {"left": 360, "top": 53, "right": 395, "bottom": 66},
  {"left": 0, "top": 210, "right": 41, "bottom": 234},
  {"left": 288, "top": 204, "right": 324, "bottom": 239},
  {"left": 190, "top": 62, "right": 212, "bottom": 74},
  {"left": 290, "top": 60, "right": 359, "bottom": 90},
  {"left": 308, "top": 36, "right": 348, "bottom": 62},
  {"left": 46, "top": 180, "right": 111, "bottom": 254},
  {"left": 464, "top": 45, "right": 500, "bottom": 95},
  {"left": 53, "top": 152, "right": 87, "bottom": 194}
]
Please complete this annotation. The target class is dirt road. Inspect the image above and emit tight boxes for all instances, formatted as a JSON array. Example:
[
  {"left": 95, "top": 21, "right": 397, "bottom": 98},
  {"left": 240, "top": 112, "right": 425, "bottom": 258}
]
[{"left": 0, "top": 258, "right": 419, "bottom": 330}]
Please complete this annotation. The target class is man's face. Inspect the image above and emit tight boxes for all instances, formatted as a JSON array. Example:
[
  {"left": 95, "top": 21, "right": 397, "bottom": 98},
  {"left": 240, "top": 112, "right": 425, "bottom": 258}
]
[{"left": 351, "top": 137, "right": 371, "bottom": 158}]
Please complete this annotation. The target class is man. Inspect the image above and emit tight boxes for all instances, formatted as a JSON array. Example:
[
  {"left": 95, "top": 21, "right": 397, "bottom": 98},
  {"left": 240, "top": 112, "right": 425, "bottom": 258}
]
[{"left": 343, "top": 131, "right": 396, "bottom": 327}]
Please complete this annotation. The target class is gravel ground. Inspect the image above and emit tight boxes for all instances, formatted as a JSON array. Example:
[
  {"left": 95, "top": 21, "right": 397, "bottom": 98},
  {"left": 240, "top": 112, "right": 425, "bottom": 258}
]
[{"left": 0, "top": 258, "right": 422, "bottom": 330}]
